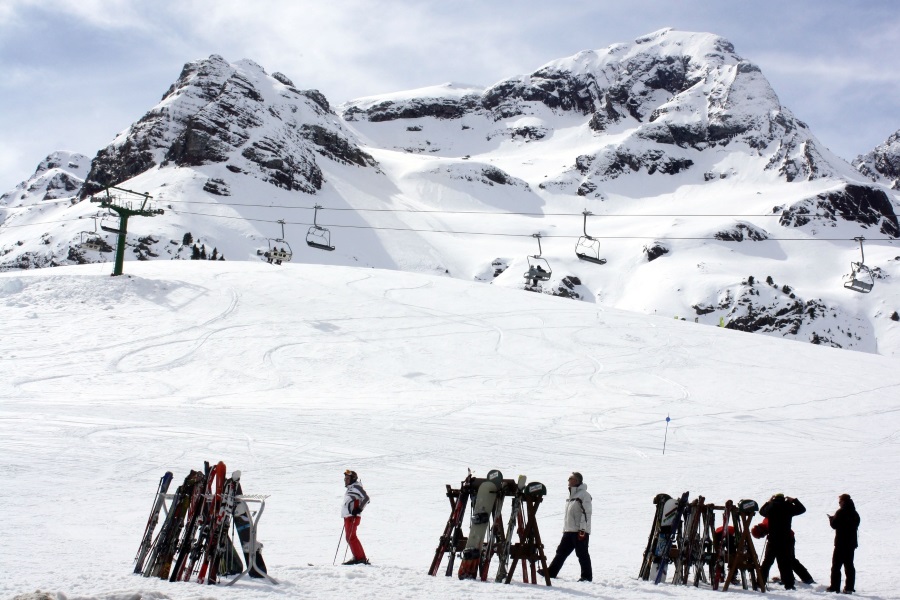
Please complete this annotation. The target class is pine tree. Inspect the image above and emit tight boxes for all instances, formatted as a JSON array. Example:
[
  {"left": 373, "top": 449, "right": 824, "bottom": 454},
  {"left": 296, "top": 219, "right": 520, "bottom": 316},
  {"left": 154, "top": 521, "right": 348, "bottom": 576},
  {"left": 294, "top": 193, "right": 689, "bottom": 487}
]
[
  {"left": 183, "top": 232, "right": 193, "bottom": 246},
  {"left": 191, "top": 244, "right": 201, "bottom": 260},
  {"left": 210, "top": 247, "right": 218, "bottom": 260},
  {"left": 200, "top": 245, "right": 207, "bottom": 260}
]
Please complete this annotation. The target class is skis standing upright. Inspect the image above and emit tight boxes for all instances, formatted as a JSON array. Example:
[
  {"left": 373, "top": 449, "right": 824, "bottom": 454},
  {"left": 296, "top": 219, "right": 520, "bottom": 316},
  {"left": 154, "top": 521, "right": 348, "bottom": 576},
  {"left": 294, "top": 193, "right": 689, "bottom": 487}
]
[
  {"left": 203, "top": 472, "right": 238, "bottom": 584},
  {"left": 494, "top": 475, "right": 526, "bottom": 582},
  {"left": 429, "top": 472, "right": 473, "bottom": 576},
  {"left": 712, "top": 500, "right": 733, "bottom": 590},
  {"left": 653, "top": 491, "right": 689, "bottom": 584},
  {"left": 169, "top": 462, "right": 211, "bottom": 581},
  {"left": 133, "top": 472, "right": 173, "bottom": 574},
  {"left": 639, "top": 493, "right": 672, "bottom": 580},
  {"left": 196, "top": 461, "right": 227, "bottom": 584},
  {"left": 458, "top": 469, "right": 503, "bottom": 580},
  {"left": 143, "top": 471, "right": 195, "bottom": 578}
]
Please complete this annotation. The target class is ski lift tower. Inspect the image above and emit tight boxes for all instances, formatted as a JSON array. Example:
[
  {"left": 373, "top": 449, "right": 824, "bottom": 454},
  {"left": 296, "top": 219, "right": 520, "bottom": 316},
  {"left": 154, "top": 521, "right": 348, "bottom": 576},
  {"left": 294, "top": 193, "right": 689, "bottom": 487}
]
[{"left": 90, "top": 186, "right": 163, "bottom": 276}]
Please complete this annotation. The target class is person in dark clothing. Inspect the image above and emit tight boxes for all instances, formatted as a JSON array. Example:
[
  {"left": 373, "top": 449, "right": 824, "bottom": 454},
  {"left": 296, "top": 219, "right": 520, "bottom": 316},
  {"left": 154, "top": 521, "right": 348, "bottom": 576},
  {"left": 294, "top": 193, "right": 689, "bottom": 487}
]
[
  {"left": 759, "top": 494, "right": 806, "bottom": 590},
  {"left": 827, "top": 494, "right": 860, "bottom": 594},
  {"left": 751, "top": 517, "right": 814, "bottom": 585}
]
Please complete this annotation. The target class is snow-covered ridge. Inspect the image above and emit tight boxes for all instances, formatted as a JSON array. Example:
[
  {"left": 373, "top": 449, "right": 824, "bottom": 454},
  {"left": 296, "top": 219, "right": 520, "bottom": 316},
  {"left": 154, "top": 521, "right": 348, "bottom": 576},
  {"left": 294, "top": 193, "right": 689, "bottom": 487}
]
[
  {"left": 2, "top": 31, "right": 900, "bottom": 356},
  {"left": 854, "top": 129, "right": 900, "bottom": 190},
  {"left": 0, "top": 151, "right": 89, "bottom": 208}
]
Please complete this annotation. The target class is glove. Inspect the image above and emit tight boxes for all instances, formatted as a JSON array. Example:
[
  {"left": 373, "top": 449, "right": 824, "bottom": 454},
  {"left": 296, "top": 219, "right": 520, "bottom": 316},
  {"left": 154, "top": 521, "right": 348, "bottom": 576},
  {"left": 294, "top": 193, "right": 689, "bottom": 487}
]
[
  {"left": 578, "top": 531, "right": 586, "bottom": 540},
  {"left": 351, "top": 507, "right": 362, "bottom": 516}
]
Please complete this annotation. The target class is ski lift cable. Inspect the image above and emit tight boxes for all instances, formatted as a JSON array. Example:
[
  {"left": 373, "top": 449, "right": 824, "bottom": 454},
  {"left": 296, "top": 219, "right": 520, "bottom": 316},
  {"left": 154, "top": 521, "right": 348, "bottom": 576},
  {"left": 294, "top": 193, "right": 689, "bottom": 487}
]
[
  {"left": 168, "top": 209, "right": 898, "bottom": 242},
  {"left": 159, "top": 197, "right": 885, "bottom": 220}
]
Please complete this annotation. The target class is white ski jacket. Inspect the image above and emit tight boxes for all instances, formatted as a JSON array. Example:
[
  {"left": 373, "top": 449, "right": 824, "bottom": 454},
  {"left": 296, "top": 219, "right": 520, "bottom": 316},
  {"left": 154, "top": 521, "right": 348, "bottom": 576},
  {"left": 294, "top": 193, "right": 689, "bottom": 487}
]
[
  {"left": 563, "top": 483, "right": 592, "bottom": 534},
  {"left": 342, "top": 481, "right": 370, "bottom": 518}
]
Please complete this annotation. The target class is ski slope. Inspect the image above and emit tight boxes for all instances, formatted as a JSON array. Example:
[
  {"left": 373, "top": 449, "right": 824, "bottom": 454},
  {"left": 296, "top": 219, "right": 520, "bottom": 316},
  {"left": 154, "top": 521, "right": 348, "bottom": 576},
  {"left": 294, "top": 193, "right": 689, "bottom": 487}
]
[{"left": 1, "top": 260, "right": 897, "bottom": 599}]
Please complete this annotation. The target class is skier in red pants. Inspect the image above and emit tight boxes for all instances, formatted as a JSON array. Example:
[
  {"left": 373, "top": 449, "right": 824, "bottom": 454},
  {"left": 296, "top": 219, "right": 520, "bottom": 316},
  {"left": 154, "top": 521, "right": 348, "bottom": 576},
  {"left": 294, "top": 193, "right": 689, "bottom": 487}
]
[{"left": 342, "top": 470, "right": 370, "bottom": 565}]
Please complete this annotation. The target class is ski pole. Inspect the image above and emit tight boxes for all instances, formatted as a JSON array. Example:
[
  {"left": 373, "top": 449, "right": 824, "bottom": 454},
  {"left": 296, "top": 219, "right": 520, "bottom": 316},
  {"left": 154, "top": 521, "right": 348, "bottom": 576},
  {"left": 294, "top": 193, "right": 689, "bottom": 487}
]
[{"left": 333, "top": 523, "right": 345, "bottom": 565}]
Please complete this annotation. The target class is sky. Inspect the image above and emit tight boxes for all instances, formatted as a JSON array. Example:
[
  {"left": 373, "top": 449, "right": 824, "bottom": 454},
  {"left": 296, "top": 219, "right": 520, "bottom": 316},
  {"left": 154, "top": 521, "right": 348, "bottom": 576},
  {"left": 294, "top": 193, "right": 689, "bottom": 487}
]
[{"left": 1, "top": 0, "right": 898, "bottom": 193}]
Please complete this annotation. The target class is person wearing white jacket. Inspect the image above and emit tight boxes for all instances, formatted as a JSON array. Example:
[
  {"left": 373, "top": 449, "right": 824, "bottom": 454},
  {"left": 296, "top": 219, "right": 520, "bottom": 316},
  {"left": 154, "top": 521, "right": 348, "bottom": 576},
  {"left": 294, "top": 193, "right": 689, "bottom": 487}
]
[
  {"left": 543, "top": 472, "right": 593, "bottom": 582},
  {"left": 341, "top": 470, "right": 370, "bottom": 565}
]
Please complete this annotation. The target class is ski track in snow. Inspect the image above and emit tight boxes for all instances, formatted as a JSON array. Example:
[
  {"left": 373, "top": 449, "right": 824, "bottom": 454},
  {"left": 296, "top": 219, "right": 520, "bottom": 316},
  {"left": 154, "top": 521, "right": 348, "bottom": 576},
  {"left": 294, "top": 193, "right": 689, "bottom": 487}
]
[{"left": 1, "top": 261, "right": 898, "bottom": 600}]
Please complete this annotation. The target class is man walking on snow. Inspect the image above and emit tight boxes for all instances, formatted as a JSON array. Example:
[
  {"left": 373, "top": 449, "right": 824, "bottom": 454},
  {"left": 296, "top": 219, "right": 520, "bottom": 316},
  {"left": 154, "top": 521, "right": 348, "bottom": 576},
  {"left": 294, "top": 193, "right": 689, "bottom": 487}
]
[
  {"left": 542, "top": 472, "right": 593, "bottom": 582},
  {"left": 341, "top": 469, "right": 370, "bottom": 565}
]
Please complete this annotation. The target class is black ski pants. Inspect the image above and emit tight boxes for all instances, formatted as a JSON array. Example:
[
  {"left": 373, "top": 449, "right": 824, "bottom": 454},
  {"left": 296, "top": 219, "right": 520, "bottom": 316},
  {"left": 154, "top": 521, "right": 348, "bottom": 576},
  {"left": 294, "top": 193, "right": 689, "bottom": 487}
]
[
  {"left": 761, "top": 537, "right": 796, "bottom": 588},
  {"left": 761, "top": 538, "right": 813, "bottom": 585},
  {"left": 830, "top": 546, "right": 855, "bottom": 592},
  {"left": 548, "top": 531, "right": 592, "bottom": 581}
]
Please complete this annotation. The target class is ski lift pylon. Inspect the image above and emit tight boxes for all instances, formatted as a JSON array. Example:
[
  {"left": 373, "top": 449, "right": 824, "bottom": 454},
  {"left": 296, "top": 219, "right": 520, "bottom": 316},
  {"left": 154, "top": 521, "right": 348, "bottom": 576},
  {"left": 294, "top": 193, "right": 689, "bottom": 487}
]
[
  {"left": 524, "top": 233, "right": 552, "bottom": 286},
  {"left": 264, "top": 219, "right": 293, "bottom": 265},
  {"left": 844, "top": 236, "right": 874, "bottom": 293},
  {"left": 306, "top": 204, "right": 334, "bottom": 251},
  {"left": 575, "top": 210, "right": 607, "bottom": 265}
]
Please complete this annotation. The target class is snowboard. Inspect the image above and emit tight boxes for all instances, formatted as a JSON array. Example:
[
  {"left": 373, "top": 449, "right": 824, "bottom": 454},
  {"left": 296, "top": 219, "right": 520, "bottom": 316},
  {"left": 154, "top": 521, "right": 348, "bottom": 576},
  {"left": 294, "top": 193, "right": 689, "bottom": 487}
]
[
  {"left": 653, "top": 491, "right": 689, "bottom": 584},
  {"left": 457, "top": 469, "right": 502, "bottom": 580},
  {"left": 233, "top": 472, "right": 268, "bottom": 577}
]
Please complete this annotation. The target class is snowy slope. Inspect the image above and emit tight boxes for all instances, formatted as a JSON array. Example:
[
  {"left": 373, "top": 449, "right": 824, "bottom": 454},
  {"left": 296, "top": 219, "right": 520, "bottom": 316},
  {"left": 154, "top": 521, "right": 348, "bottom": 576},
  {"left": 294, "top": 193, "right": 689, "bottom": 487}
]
[
  {"left": 2, "top": 30, "right": 900, "bottom": 356},
  {"left": 1, "top": 260, "right": 898, "bottom": 599}
]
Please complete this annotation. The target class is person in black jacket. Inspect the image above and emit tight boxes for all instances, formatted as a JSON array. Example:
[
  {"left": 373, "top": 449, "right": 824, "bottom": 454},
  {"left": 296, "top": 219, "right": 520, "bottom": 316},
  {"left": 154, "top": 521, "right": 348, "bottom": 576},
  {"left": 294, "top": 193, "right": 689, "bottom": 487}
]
[
  {"left": 759, "top": 493, "right": 806, "bottom": 590},
  {"left": 827, "top": 494, "right": 860, "bottom": 594}
]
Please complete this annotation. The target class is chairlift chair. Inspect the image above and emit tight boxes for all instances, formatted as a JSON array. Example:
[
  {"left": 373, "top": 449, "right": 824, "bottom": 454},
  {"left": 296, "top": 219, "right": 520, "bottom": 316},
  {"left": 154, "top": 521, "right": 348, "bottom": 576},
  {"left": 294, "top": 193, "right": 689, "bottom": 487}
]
[
  {"left": 844, "top": 236, "right": 874, "bottom": 293},
  {"left": 79, "top": 231, "right": 104, "bottom": 252},
  {"left": 264, "top": 219, "right": 293, "bottom": 265},
  {"left": 79, "top": 217, "right": 105, "bottom": 251},
  {"left": 575, "top": 210, "right": 607, "bottom": 265},
  {"left": 524, "top": 233, "right": 552, "bottom": 285},
  {"left": 99, "top": 212, "right": 121, "bottom": 234},
  {"left": 306, "top": 205, "right": 335, "bottom": 251}
]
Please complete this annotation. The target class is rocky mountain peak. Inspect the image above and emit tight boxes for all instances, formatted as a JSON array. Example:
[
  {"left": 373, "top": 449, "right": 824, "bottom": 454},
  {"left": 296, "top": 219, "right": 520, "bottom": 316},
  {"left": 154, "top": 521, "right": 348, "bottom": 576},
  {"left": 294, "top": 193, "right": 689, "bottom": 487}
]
[
  {"left": 854, "top": 129, "right": 900, "bottom": 190},
  {"left": 81, "top": 54, "right": 373, "bottom": 197},
  {"left": 0, "top": 151, "right": 89, "bottom": 208}
]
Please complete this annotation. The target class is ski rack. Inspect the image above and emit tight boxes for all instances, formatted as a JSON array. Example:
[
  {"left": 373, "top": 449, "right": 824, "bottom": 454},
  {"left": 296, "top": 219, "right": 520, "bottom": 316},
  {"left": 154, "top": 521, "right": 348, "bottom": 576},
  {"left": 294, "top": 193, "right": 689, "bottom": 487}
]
[
  {"left": 429, "top": 474, "right": 544, "bottom": 583},
  {"left": 224, "top": 494, "right": 278, "bottom": 586},
  {"left": 640, "top": 494, "right": 764, "bottom": 592},
  {"left": 503, "top": 482, "right": 551, "bottom": 586},
  {"left": 717, "top": 500, "right": 765, "bottom": 592}
]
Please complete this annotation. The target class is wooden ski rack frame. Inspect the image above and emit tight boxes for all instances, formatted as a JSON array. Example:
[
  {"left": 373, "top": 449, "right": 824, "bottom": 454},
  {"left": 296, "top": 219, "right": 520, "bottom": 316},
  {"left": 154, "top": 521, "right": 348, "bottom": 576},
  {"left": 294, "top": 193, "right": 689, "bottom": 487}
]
[
  {"left": 642, "top": 493, "right": 766, "bottom": 593},
  {"left": 429, "top": 474, "right": 550, "bottom": 585}
]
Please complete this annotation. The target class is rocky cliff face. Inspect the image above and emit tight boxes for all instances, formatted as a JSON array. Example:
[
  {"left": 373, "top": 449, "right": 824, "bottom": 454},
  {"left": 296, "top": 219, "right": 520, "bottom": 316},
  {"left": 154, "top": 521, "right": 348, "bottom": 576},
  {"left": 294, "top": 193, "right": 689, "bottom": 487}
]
[
  {"left": 82, "top": 55, "right": 375, "bottom": 197},
  {"left": 344, "top": 29, "right": 844, "bottom": 185},
  {"left": 854, "top": 130, "right": 900, "bottom": 190}
]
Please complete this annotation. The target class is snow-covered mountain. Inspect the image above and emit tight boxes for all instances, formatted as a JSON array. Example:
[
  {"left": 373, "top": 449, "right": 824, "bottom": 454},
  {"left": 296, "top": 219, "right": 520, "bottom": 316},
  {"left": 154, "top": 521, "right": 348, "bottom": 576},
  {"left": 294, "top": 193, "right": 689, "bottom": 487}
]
[
  {"left": 854, "top": 129, "right": 900, "bottom": 190},
  {"left": 0, "top": 151, "right": 89, "bottom": 208},
  {"left": 2, "top": 29, "right": 899, "bottom": 355}
]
